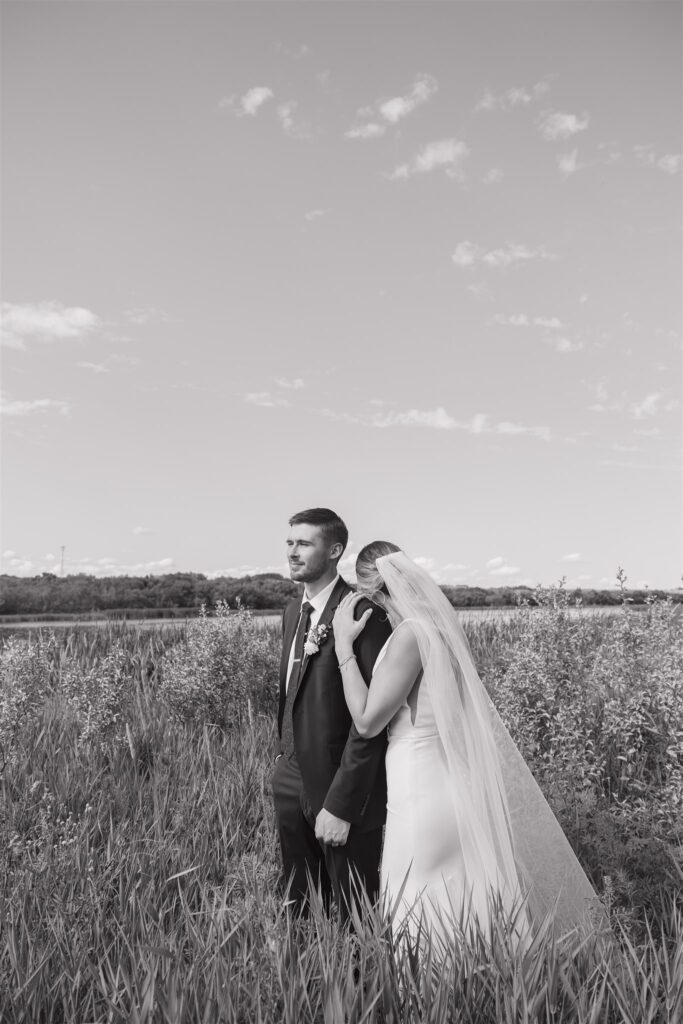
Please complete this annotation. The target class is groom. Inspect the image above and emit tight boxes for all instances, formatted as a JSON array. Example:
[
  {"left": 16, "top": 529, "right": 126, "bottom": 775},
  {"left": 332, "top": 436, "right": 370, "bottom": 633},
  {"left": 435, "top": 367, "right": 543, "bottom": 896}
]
[{"left": 272, "top": 507, "right": 392, "bottom": 917}]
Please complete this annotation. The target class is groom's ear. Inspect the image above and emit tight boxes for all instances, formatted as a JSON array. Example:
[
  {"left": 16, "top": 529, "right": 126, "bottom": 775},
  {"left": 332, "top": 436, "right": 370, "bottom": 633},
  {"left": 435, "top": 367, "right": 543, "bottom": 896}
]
[{"left": 329, "top": 541, "right": 344, "bottom": 563}]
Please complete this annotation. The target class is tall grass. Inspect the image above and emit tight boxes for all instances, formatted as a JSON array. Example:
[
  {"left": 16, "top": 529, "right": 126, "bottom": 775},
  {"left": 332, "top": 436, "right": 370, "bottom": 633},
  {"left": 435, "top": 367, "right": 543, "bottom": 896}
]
[{"left": 1, "top": 589, "right": 681, "bottom": 1021}]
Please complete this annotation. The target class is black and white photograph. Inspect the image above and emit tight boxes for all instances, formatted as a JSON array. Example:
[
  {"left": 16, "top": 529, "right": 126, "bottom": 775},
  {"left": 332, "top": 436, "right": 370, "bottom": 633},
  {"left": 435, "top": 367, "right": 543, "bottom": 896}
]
[{"left": 1, "top": 1, "right": 682, "bottom": 1020}]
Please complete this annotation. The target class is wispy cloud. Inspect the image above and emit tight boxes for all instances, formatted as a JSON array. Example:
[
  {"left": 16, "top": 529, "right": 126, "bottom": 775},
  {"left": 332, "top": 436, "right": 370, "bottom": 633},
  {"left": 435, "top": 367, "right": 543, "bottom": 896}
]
[
  {"left": 561, "top": 553, "right": 582, "bottom": 562},
  {"left": 475, "top": 80, "right": 550, "bottom": 112},
  {"left": 631, "top": 392, "right": 662, "bottom": 419},
  {"left": 538, "top": 111, "right": 590, "bottom": 141},
  {"left": 123, "top": 307, "right": 171, "bottom": 326},
  {"left": 1, "top": 392, "right": 70, "bottom": 416},
  {"left": 489, "top": 313, "right": 566, "bottom": 329},
  {"left": 453, "top": 241, "right": 557, "bottom": 269},
  {"left": 482, "top": 168, "right": 504, "bottom": 185},
  {"left": 304, "top": 209, "right": 327, "bottom": 222},
  {"left": 379, "top": 73, "right": 438, "bottom": 123},
  {"left": 557, "top": 149, "right": 582, "bottom": 177},
  {"left": 588, "top": 382, "right": 623, "bottom": 414},
  {"left": 275, "top": 377, "right": 304, "bottom": 390},
  {"left": 244, "top": 391, "right": 290, "bottom": 408},
  {"left": 327, "top": 405, "right": 551, "bottom": 440},
  {"left": 132, "top": 526, "right": 153, "bottom": 535},
  {"left": 345, "top": 122, "right": 386, "bottom": 140},
  {"left": 546, "top": 335, "right": 584, "bottom": 354},
  {"left": 634, "top": 144, "right": 682, "bottom": 174},
  {"left": 486, "top": 555, "right": 521, "bottom": 576},
  {"left": 240, "top": 86, "right": 274, "bottom": 116},
  {"left": 277, "top": 100, "right": 311, "bottom": 139},
  {"left": 274, "top": 41, "right": 310, "bottom": 60},
  {"left": 346, "top": 73, "right": 437, "bottom": 139},
  {"left": 1, "top": 301, "right": 100, "bottom": 349},
  {"left": 77, "top": 361, "right": 110, "bottom": 374},
  {"left": 466, "top": 282, "right": 493, "bottom": 302},
  {"left": 390, "top": 139, "right": 469, "bottom": 181}
]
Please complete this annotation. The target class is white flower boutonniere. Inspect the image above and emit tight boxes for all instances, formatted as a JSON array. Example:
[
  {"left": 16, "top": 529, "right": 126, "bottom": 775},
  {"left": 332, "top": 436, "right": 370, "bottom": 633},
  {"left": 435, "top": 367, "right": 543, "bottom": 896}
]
[{"left": 304, "top": 622, "right": 330, "bottom": 656}]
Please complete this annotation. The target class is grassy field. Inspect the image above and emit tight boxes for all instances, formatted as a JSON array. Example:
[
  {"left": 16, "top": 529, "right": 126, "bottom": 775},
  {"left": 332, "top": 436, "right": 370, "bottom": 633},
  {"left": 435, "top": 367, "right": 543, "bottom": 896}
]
[{"left": 1, "top": 589, "right": 681, "bottom": 1022}]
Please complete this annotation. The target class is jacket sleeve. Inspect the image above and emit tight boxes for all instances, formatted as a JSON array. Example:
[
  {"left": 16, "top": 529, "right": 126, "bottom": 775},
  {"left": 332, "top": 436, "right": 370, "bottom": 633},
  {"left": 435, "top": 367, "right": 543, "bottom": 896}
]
[{"left": 321, "top": 600, "right": 393, "bottom": 824}]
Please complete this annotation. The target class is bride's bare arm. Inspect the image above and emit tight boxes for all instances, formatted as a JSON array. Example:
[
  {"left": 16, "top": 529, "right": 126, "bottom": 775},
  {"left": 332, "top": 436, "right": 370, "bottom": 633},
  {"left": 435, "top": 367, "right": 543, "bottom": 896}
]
[{"left": 334, "top": 600, "right": 422, "bottom": 737}]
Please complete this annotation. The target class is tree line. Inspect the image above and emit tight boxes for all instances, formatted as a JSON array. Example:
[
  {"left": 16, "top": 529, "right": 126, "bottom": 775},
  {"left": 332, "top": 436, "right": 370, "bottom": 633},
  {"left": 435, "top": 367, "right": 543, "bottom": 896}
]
[{"left": 0, "top": 572, "right": 679, "bottom": 617}]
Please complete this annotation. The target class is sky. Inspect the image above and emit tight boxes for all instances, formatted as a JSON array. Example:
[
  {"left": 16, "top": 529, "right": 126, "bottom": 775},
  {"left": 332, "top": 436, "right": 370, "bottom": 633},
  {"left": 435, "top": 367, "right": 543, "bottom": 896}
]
[{"left": 1, "top": 1, "right": 681, "bottom": 590}]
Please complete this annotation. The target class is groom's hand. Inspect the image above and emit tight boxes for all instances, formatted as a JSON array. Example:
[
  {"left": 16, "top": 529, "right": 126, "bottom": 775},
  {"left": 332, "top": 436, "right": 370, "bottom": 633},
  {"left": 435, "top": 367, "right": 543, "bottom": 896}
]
[{"left": 315, "top": 808, "right": 351, "bottom": 847}]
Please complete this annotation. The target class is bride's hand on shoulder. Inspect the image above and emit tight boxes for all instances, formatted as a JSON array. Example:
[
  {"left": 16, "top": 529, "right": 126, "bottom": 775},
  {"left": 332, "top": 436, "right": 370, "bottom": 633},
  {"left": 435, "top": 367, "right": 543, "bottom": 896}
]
[{"left": 333, "top": 592, "right": 373, "bottom": 657}]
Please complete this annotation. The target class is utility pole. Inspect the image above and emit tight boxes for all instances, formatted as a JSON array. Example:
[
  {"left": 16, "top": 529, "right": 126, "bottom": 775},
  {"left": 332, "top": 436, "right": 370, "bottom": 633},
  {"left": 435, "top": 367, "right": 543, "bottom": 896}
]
[{"left": 60, "top": 546, "right": 65, "bottom": 576}]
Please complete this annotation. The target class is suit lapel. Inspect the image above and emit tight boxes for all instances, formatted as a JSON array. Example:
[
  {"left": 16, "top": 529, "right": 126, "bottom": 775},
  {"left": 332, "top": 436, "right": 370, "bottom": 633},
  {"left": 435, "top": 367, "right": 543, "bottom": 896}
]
[{"left": 296, "top": 576, "right": 349, "bottom": 690}]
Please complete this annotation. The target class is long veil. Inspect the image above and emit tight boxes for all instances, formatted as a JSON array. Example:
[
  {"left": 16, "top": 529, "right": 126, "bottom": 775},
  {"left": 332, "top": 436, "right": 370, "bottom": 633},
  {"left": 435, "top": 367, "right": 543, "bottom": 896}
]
[{"left": 377, "top": 551, "right": 606, "bottom": 939}]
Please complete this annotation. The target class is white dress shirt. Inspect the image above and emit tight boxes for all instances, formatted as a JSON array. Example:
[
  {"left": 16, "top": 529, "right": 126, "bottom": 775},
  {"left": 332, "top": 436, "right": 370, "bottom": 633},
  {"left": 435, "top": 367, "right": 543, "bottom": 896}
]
[{"left": 285, "top": 574, "right": 340, "bottom": 691}]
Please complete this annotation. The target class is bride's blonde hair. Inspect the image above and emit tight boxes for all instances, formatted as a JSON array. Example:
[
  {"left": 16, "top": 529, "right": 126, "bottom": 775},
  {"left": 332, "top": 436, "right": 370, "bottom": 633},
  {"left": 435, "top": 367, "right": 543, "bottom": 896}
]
[{"left": 355, "top": 540, "right": 401, "bottom": 596}]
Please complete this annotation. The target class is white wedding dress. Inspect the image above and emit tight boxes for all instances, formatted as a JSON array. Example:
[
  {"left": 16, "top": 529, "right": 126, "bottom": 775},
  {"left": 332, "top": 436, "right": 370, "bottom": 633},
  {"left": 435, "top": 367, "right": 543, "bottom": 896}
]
[
  {"left": 375, "top": 619, "right": 521, "bottom": 942},
  {"left": 367, "top": 553, "right": 606, "bottom": 948}
]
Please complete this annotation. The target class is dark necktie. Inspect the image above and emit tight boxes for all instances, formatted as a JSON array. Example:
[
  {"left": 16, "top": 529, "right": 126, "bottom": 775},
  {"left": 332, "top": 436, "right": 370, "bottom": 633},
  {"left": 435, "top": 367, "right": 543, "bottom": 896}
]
[{"left": 280, "top": 601, "right": 313, "bottom": 758}]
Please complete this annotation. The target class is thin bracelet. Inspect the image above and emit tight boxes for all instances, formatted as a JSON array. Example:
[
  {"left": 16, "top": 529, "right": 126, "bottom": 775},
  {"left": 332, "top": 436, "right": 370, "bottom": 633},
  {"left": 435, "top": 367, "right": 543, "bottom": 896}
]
[{"left": 338, "top": 654, "right": 357, "bottom": 669}]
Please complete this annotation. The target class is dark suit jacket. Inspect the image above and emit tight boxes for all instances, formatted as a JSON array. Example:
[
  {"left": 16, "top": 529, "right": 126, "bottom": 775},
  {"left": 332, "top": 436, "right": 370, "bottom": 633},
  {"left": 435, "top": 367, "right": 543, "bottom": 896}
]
[{"left": 278, "top": 576, "right": 392, "bottom": 832}]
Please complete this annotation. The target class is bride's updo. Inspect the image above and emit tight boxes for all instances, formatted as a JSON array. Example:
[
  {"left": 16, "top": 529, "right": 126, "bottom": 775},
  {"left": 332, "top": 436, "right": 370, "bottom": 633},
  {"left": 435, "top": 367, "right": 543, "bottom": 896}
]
[{"left": 355, "top": 540, "right": 402, "bottom": 597}]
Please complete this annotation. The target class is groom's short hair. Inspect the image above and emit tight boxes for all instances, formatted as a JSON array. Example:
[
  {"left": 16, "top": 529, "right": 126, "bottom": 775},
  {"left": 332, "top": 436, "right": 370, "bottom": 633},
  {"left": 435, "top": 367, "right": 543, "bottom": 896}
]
[{"left": 288, "top": 508, "right": 349, "bottom": 554}]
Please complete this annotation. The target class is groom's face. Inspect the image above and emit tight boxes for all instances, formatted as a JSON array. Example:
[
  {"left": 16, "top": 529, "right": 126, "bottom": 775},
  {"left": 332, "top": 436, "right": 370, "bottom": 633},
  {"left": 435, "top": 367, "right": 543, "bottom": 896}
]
[{"left": 287, "top": 523, "right": 338, "bottom": 583}]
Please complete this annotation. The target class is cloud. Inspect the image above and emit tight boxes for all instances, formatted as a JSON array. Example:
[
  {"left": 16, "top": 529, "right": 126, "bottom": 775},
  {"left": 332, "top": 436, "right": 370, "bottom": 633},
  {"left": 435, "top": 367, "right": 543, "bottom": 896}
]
[
  {"left": 390, "top": 139, "right": 469, "bottom": 180},
  {"left": 588, "top": 382, "right": 624, "bottom": 414},
  {"left": 1, "top": 392, "right": 70, "bottom": 416},
  {"left": 379, "top": 73, "right": 438, "bottom": 124},
  {"left": 489, "top": 314, "right": 566, "bottom": 329},
  {"left": 345, "top": 122, "right": 386, "bottom": 140},
  {"left": 371, "top": 406, "right": 460, "bottom": 430},
  {"left": 244, "top": 391, "right": 290, "bottom": 408},
  {"left": 657, "top": 154, "right": 682, "bottom": 174},
  {"left": 634, "top": 145, "right": 682, "bottom": 174},
  {"left": 1, "top": 301, "right": 100, "bottom": 349},
  {"left": 546, "top": 335, "right": 583, "bottom": 354},
  {"left": 631, "top": 392, "right": 662, "bottom": 419},
  {"left": 562, "top": 553, "right": 582, "bottom": 562},
  {"left": 275, "top": 377, "right": 304, "bottom": 390},
  {"left": 452, "top": 241, "right": 479, "bottom": 268},
  {"left": 123, "top": 307, "right": 170, "bottom": 326},
  {"left": 344, "top": 124, "right": 387, "bottom": 141},
  {"left": 538, "top": 111, "right": 590, "bottom": 141},
  {"left": 466, "top": 281, "right": 493, "bottom": 302},
  {"left": 346, "top": 73, "right": 437, "bottom": 139},
  {"left": 1, "top": 550, "right": 176, "bottom": 577},
  {"left": 557, "top": 149, "right": 581, "bottom": 177},
  {"left": 238, "top": 86, "right": 274, "bottom": 116},
  {"left": 453, "top": 241, "right": 557, "bottom": 269},
  {"left": 132, "top": 526, "right": 153, "bottom": 535},
  {"left": 486, "top": 556, "right": 521, "bottom": 576},
  {"left": 77, "top": 361, "right": 109, "bottom": 374},
  {"left": 633, "top": 426, "right": 661, "bottom": 437},
  {"left": 277, "top": 101, "right": 311, "bottom": 139},
  {"left": 304, "top": 209, "right": 327, "bottom": 222},
  {"left": 482, "top": 168, "right": 504, "bottom": 185},
  {"left": 496, "top": 421, "right": 551, "bottom": 441},
  {"left": 274, "top": 41, "right": 310, "bottom": 60},
  {"left": 331, "top": 404, "right": 550, "bottom": 440},
  {"left": 475, "top": 81, "right": 550, "bottom": 112}
]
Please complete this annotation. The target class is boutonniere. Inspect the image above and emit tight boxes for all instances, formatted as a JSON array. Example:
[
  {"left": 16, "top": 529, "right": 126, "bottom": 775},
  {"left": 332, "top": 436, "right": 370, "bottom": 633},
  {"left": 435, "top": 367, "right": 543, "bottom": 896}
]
[{"left": 304, "top": 623, "right": 330, "bottom": 656}]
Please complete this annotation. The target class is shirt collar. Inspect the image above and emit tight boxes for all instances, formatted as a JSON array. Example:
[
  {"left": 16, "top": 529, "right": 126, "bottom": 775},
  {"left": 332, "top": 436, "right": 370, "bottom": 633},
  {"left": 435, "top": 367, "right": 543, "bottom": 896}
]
[{"left": 303, "top": 574, "right": 340, "bottom": 616}]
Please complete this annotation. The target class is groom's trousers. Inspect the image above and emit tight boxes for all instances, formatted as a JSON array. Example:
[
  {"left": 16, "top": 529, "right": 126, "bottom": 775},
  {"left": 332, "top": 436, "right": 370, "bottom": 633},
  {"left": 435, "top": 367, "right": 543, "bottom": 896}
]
[{"left": 272, "top": 753, "right": 383, "bottom": 919}]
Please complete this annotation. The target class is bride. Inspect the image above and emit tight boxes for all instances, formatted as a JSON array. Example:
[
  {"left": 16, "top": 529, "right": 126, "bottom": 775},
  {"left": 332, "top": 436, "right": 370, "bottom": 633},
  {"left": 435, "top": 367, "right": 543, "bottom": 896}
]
[{"left": 332, "top": 542, "right": 605, "bottom": 944}]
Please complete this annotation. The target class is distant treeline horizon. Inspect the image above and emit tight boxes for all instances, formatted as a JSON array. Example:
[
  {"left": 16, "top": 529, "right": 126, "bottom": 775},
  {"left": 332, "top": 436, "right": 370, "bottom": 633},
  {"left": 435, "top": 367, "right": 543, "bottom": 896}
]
[{"left": 0, "top": 571, "right": 680, "bottom": 617}]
